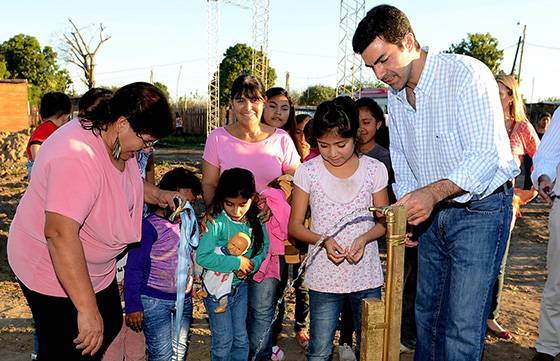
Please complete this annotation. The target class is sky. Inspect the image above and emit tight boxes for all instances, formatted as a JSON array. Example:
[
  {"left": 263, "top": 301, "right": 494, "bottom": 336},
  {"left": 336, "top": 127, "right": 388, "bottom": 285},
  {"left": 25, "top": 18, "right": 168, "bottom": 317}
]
[{"left": 2, "top": 0, "right": 559, "bottom": 102}]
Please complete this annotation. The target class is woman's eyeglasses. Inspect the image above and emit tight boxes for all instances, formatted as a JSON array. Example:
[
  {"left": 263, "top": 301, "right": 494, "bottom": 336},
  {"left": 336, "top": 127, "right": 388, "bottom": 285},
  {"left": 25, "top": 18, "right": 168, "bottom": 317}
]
[{"left": 136, "top": 133, "right": 158, "bottom": 148}]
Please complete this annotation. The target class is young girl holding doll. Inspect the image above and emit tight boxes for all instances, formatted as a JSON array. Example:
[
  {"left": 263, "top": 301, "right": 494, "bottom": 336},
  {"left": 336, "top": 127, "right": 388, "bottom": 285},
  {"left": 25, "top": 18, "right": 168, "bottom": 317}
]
[
  {"left": 197, "top": 168, "right": 269, "bottom": 361},
  {"left": 288, "top": 96, "right": 389, "bottom": 361}
]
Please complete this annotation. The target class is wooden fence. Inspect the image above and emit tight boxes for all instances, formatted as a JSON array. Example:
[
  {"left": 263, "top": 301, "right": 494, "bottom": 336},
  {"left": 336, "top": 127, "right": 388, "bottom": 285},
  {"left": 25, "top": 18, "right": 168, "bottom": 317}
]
[
  {"left": 178, "top": 107, "right": 229, "bottom": 136},
  {"left": 181, "top": 108, "right": 206, "bottom": 135}
]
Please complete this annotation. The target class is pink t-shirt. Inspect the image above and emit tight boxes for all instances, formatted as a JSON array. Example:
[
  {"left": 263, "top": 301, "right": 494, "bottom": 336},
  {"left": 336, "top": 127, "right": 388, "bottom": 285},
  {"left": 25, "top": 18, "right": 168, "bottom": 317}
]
[
  {"left": 203, "top": 127, "right": 300, "bottom": 192},
  {"left": 8, "top": 119, "right": 144, "bottom": 297},
  {"left": 509, "top": 120, "right": 540, "bottom": 166},
  {"left": 293, "top": 155, "right": 388, "bottom": 293}
]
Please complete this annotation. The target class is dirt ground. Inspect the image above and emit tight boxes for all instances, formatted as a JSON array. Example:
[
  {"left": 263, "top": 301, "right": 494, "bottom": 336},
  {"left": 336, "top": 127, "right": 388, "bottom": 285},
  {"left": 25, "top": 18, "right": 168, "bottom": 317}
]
[{"left": 0, "top": 147, "right": 553, "bottom": 360}]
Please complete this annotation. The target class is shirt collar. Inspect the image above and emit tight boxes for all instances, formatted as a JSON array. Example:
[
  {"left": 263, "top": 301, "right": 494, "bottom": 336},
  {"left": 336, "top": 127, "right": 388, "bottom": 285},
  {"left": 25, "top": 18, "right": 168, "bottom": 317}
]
[
  {"left": 389, "top": 46, "right": 435, "bottom": 101},
  {"left": 415, "top": 47, "right": 435, "bottom": 97}
]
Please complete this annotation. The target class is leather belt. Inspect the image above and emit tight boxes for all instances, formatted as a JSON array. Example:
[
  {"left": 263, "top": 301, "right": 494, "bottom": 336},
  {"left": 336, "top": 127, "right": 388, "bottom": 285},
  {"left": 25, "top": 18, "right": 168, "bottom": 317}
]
[
  {"left": 490, "top": 180, "right": 513, "bottom": 196},
  {"left": 441, "top": 180, "right": 513, "bottom": 208}
]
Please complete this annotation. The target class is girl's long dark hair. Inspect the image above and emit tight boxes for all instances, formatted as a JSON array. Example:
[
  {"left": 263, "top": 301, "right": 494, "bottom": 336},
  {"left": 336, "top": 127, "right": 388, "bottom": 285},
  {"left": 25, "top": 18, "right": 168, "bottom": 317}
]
[
  {"left": 212, "top": 168, "right": 264, "bottom": 258},
  {"left": 311, "top": 96, "right": 359, "bottom": 146}
]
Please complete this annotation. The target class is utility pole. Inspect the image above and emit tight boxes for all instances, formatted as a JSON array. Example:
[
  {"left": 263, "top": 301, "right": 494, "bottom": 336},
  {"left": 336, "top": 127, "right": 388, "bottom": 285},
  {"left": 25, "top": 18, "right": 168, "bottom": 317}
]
[
  {"left": 252, "top": 0, "right": 270, "bottom": 87},
  {"left": 510, "top": 36, "right": 521, "bottom": 76},
  {"left": 336, "top": 0, "right": 365, "bottom": 98},
  {"left": 176, "top": 65, "right": 182, "bottom": 103},
  {"left": 517, "top": 24, "right": 527, "bottom": 83},
  {"left": 285, "top": 71, "right": 290, "bottom": 93},
  {"left": 207, "top": 0, "right": 221, "bottom": 135}
]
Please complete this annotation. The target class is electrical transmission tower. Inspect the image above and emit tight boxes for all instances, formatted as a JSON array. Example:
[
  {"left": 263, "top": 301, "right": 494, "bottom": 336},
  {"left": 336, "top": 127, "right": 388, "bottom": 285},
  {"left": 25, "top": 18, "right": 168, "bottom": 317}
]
[
  {"left": 252, "top": 0, "right": 270, "bottom": 88},
  {"left": 336, "top": 0, "right": 365, "bottom": 98},
  {"left": 207, "top": 0, "right": 221, "bottom": 135}
]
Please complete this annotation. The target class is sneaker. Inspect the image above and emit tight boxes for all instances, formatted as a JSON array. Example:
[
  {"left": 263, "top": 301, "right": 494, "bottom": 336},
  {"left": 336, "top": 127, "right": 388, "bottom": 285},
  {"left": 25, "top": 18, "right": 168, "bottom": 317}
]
[
  {"left": 400, "top": 343, "right": 414, "bottom": 353},
  {"left": 338, "top": 343, "right": 357, "bottom": 361},
  {"left": 295, "top": 330, "right": 309, "bottom": 349},
  {"left": 271, "top": 345, "right": 285, "bottom": 361}
]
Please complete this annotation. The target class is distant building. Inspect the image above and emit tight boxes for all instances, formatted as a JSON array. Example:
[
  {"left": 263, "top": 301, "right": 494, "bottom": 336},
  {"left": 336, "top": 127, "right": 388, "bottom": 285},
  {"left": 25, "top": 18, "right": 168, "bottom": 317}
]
[
  {"left": 295, "top": 105, "right": 316, "bottom": 117},
  {"left": 358, "top": 87, "right": 388, "bottom": 113},
  {"left": 340, "top": 87, "right": 389, "bottom": 113},
  {"left": 0, "top": 80, "right": 30, "bottom": 131},
  {"left": 526, "top": 101, "right": 560, "bottom": 125}
]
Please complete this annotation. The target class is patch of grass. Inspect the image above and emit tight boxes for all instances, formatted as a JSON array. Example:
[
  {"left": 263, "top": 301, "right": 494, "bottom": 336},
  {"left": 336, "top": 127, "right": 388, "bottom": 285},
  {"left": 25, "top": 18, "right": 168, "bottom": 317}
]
[{"left": 157, "top": 135, "right": 206, "bottom": 149}]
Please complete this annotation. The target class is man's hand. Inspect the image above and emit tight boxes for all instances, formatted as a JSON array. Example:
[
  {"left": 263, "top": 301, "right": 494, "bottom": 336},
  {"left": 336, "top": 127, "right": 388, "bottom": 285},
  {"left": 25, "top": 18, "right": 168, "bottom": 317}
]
[
  {"left": 74, "top": 308, "right": 104, "bottom": 355},
  {"left": 322, "top": 238, "right": 347, "bottom": 265},
  {"left": 396, "top": 187, "right": 439, "bottom": 226},
  {"left": 538, "top": 175, "right": 555, "bottom": 206},
  {"left": 125, "top": 311, "right": 144, "bottom": 333}
]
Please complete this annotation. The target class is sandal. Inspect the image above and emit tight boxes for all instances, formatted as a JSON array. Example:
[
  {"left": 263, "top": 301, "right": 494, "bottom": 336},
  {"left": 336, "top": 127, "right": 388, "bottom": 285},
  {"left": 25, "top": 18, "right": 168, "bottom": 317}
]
[
  {"left": 487, "top": 327, "right": 513, "bottom": 340},
  {"left": 296, "top": 330, "right": 309, "bottom": 349},
  {"left": 486, "top": 319, "right": 513, "bottom": 340}
]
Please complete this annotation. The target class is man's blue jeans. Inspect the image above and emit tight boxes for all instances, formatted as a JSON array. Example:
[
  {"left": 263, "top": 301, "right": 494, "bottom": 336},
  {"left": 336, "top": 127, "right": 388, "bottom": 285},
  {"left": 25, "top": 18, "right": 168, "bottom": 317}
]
[
  {"left": 307, "top": 287, "right": 382, "bottom": 361},
  {"left": 141, "top": 294, "right": 192, "bottom": 361},
  {"left": 204, "top": 281, "right": 249, "bottom": 361},
  {"left": 414, "top": 188, "right": 513, "bottom": 361},
  {"left": 247, "top": 275, "right": 281, "bottom": 361}
]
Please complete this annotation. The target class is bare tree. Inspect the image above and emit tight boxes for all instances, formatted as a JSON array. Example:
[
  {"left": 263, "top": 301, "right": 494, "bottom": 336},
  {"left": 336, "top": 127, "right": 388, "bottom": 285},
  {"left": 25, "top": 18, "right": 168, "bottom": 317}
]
[{"left": 62, "top": 19, "right": 110, "bottom": 89}]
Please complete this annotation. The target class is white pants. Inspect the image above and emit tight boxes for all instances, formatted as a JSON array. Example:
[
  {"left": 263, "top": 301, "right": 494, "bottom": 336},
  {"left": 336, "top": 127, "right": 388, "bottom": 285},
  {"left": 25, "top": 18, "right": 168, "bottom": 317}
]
[{"left": 536, "top": 201, "right": 560, "bottom": 356}]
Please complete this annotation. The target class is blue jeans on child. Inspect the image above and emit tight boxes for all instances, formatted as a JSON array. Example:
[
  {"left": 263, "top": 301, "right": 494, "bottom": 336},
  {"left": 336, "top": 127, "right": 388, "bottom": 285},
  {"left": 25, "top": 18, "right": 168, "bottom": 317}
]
[
  {"left": 308, "top": 287, "right": 382, "bottom": 361},
  {"left": 204, "top": 281, "right": 249, "bottom": 361},
  {"left": 247, "top": 273, "right": 283, "bottom": 360},
  {"left": 414, "top": 188, "right": 513, "bottom": 361},
  {"left": 141, "top": 294, "right": 192, "bottom": 361}
]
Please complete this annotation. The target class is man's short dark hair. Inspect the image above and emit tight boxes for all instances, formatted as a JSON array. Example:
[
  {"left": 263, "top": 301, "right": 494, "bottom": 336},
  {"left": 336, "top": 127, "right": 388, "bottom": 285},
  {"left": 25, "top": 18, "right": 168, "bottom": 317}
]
[
  {"left": 539, "top": 112, "right": 552, "bottom": 120},
  {"left": 352, "top": 4, "right": 420, "bottom": 54}
]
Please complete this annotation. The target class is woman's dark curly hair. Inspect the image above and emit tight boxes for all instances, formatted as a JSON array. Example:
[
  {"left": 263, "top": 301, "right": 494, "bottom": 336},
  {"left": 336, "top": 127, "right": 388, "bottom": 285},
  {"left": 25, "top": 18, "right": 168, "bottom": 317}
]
[{"left": 79, "top": 82, "right": 174, "bottom": 139}]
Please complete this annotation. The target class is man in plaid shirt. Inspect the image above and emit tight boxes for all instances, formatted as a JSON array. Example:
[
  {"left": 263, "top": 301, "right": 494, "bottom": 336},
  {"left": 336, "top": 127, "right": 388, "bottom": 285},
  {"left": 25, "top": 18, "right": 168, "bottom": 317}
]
[{"left": 353, "top": 5, "right": 519, "bottom": 361}]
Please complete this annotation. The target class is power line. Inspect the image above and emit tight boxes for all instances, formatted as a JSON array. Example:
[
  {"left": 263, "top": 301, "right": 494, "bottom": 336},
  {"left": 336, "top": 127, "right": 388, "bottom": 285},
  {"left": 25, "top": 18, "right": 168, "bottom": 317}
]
[
  {"left": 96, "top": 58, "right": 205, "bottom": 75},
  {"left": 290, "top": 73, "right": 336, "bottom": 80},
  {"left": 501, "top": 43, "right": 518, "bottom": 51},
  {"left": 527, "top": 42, "right": 560, "bottom": 51},
  {"left": 269, "top": 49, "right": 336, "bottom": 59}
]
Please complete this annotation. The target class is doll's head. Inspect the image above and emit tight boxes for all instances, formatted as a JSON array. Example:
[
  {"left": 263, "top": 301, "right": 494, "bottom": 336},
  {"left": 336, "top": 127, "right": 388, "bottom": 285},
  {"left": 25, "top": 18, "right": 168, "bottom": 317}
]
[{"left": 227, "top": 232, "right": 251, "bottom": 256}]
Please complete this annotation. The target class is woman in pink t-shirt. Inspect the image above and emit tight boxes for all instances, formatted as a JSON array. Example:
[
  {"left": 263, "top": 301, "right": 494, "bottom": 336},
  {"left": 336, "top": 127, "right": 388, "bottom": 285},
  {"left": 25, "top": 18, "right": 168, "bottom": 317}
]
[
  {"left": 8, "top": 82, "right": 174, "bottom": 360},
  {"left": 201, "top": 75, "right": 300, "bottom": 360}
]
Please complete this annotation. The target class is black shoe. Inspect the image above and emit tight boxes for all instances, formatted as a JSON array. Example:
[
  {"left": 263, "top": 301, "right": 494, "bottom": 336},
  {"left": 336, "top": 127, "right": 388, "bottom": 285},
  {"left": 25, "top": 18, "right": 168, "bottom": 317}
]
[{"left": 532, "top": 352, "right": 555, "bottom": 361}]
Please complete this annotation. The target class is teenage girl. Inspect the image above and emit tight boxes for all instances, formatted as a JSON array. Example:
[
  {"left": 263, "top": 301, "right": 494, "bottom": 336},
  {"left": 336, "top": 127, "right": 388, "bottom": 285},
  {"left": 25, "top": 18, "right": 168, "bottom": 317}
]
[{"left": 289, "top": 96, "right": 389, "bottom": 360}]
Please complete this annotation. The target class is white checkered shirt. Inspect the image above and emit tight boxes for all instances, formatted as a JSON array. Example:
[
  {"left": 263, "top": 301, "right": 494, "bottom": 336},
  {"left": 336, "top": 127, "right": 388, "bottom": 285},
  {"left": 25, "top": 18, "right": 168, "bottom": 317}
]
[{"left": 388, "top": 50, "right": 520, "bottom": 203}]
